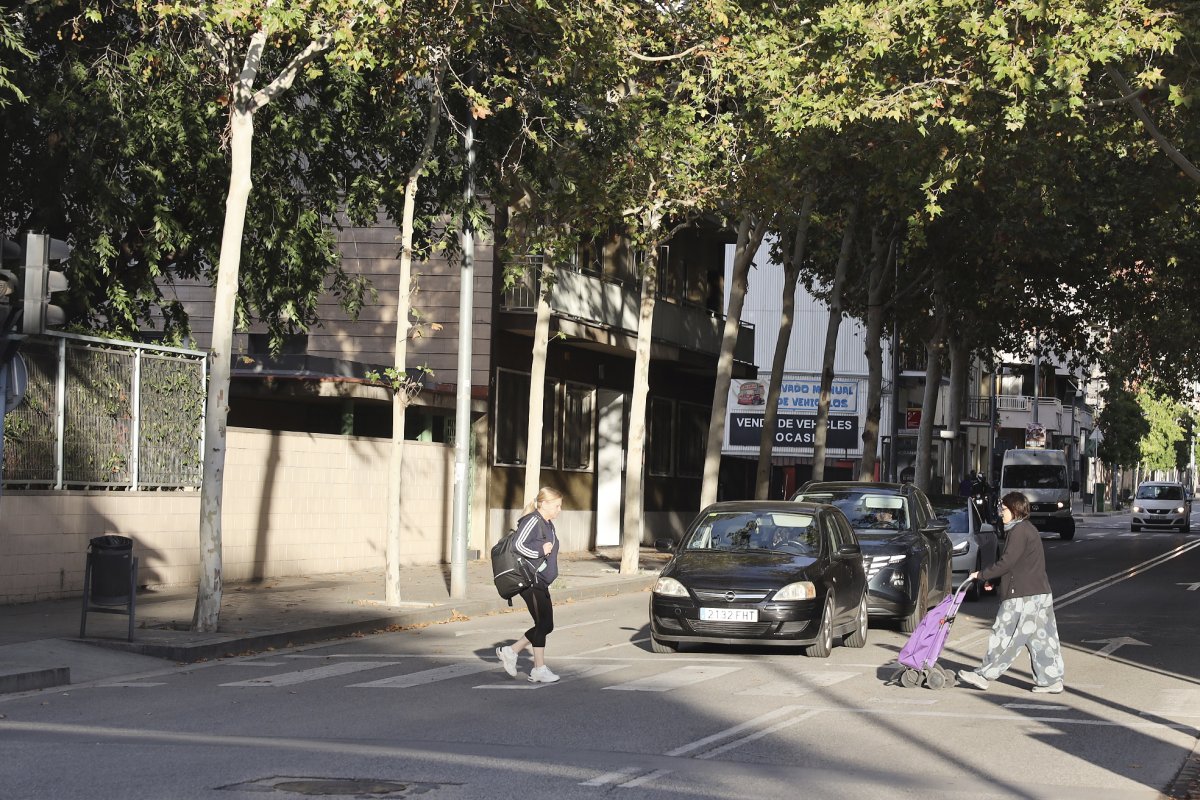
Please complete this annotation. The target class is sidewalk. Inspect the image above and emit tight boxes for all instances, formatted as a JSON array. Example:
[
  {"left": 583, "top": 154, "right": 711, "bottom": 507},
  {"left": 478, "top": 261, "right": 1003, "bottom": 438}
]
[{"left": 0, "top": 546, "right": 668, "bottom": 695}]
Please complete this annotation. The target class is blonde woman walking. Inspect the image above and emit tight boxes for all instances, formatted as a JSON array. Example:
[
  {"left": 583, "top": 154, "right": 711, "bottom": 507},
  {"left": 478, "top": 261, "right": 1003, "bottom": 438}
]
[{"left": 496, "top": 487, "right": 563, "bottom": 683}]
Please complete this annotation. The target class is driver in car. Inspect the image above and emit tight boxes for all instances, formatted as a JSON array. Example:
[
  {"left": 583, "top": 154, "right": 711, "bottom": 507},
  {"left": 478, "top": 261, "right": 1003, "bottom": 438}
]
[{"left": 871, "top": 509, "right": 899, "bottom": 529}]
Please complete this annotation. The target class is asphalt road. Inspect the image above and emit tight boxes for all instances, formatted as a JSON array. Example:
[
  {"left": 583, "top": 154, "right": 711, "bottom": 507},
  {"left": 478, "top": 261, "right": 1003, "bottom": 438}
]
[{"left": 2, "top": 512, "right": 1198, "bottom": 800}]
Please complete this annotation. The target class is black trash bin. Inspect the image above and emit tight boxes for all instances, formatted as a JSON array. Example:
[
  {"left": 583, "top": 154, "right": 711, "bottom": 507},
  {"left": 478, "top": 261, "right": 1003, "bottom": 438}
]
[
  {"left": 88, "top": 535, "right": 134, "bottom": 605},
  {"left": 80, "top": 535, "right": 138, "bottom": 640}
]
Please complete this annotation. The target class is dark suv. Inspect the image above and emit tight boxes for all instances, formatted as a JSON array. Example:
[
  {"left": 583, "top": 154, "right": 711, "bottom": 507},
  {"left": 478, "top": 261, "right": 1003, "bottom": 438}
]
[{"left": 790, "top": 482, "right": 952, "bottom": 632}]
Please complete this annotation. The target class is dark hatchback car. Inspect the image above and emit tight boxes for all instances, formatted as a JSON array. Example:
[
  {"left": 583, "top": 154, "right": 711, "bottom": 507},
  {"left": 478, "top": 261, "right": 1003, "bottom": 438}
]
[
  {"left": 790, "top": 482, "right": 952, "bottom": 633},
  {"left": 649, "top": 501, "right": 868, "bottom": 658}
]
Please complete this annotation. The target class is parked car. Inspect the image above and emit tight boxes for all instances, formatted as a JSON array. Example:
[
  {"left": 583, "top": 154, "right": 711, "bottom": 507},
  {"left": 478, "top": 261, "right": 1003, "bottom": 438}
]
[
  {"left": 1131, "top": 481, "right": 1193, "bottom": 532},
  {"left": 928, "top": 494, "right": 998, "bottom": 601},
  {"left": 790, "top": 482, "right": 952, "bottom": 633},
  {"left": 649, "top": 501, "right": 868, "bottom": 658}
]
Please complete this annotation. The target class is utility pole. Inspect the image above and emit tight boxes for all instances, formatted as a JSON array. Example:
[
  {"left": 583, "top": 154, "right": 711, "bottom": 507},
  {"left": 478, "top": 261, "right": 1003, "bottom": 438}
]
[
  {"left": 1032, "top": 332, "right": 1040, "bottom": 426},
  {"left": 989, "top": 362, "right": 998, "bottom": 482},
  {"left": 449, "top": 114, "right": 475, "bottom": 600}
]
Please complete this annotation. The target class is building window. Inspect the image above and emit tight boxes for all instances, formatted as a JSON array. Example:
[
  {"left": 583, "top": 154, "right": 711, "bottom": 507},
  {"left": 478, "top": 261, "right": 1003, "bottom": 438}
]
[
  {"left": 494, "top": 368, "right": 556, "bottom": 467},
  {"left": 649, "top": 397, "right": 675, "bottom": 476},
  {"left": 562, "top": 382, "right": 595, "bottom": 471},
  {"left": 676, "top": 402, "right": 709, "bottom": 478}
]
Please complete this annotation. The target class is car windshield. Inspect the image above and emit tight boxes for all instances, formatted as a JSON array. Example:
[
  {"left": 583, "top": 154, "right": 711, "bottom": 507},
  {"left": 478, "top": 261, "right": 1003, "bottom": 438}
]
[
  {"left": 1137, "top": 484, "right": 1183, "bottom": 500},
  {"left": 793, "top": 490, "right": 907, "bottom": 532},
  {"left": 683, "top": 511, "right": 820, "bottom": 555},
  {"left": 1003, "top": 465, "right": 1066, "bottom": 489}
]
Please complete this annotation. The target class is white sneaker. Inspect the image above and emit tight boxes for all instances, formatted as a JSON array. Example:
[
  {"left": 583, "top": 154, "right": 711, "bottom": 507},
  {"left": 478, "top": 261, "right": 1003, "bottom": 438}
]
[
  {"left": 1032, "top": 681, "right": 1064, "bottom": 694},
  {"left": 496, "top": 645, "right": 517, "bottom": 677},
  {"left": 957, "top": 670, "right": 989, "bottom": 690},
  {"left": 528, "top": 665, "right": 560, "bottom": 683}
]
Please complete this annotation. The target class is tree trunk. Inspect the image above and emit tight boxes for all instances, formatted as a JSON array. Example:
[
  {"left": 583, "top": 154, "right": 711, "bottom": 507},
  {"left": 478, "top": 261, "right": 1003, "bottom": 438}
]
[
  {"left": 385, "top": 76, "right": 442, "bottom": 606},
  {"left": 192, "top": 100, "right": 255, "bottom": 632},
  {"left": 700, "top": 214, "right": 768, "bottom": 508},
  {"left": 621, "top": 214, "right": 662, "bottom": 575},
  {"left": 944, "top": 334, "right": 970, "bottom": 492},
  {"left": 523, "top": 260, "right": 554, "bottom": 504},
  {"left": 755, "top": 192, "right": 815, "bottom": 499},
  {"left": 857, "top": 228, "right": 892, "bottom": 482},
  {"left": 811, "top": 204, "right": 859, "bottom": 482},
  {"left": 915, "top": 324, "right": 946, "bottom": 494}
]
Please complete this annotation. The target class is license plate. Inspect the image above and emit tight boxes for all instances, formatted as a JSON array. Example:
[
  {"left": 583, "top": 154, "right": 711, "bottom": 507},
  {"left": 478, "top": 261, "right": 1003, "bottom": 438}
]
[{"left": 699, "top": 607, "right": 758, "bottom": 622}]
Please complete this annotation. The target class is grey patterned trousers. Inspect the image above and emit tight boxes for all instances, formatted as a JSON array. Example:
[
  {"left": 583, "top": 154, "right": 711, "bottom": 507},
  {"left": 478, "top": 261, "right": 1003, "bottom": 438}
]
[{"left": 978, "top": 593, "right": 1065, "bottom": 686}]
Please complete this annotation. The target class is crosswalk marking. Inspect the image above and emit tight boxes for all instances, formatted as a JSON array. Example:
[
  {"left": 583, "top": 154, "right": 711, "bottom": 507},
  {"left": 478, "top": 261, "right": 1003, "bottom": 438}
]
[
  {"left": 349, "top": 662, "right": 495, "bottom": 688},
  {"left": 474, "top": 663, "right": 628, "bottom": 690},
  {"left": 737, "top": 671, "right": 856, "bottom": 696},
  {"left": 603, "top": 665, "right": 740, "bottom": 693},
  {"left": 221, "top": 661, "right": 399, "bottom": 687}
]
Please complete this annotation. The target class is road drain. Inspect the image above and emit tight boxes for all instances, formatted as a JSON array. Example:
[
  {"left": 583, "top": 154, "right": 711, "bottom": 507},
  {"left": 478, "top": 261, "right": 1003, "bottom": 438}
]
[{"left": 220, "top": 777, "right": 450, "bottom": 796}]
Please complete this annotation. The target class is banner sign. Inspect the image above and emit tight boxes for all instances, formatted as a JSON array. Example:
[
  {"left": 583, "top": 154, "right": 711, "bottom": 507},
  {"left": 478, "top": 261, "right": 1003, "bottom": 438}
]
[
  {"left": 729, "top": 413, "right": 860, "bottom": 449},
  {"left": 731, "top": 377, "right": 859, "bottom": 414}
]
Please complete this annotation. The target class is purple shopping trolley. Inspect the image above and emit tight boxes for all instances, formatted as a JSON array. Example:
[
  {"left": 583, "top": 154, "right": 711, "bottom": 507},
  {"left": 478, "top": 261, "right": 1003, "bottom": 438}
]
[{"left": 893, "top": 578, "right": 975, "bottom": 690}]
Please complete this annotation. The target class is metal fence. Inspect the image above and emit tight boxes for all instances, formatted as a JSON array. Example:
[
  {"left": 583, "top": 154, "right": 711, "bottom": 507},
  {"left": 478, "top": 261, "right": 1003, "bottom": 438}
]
[{"left": 3, "top": 333, "right": 206, "bottom": 489}]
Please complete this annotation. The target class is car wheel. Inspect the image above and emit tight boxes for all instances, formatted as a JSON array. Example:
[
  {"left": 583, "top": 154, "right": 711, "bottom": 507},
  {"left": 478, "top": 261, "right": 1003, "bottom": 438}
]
[
  {"left": 1183, "top": 520, "right": 1191, "bottom": 533},
  {"left": 1131, "top": 524, "right": 1141, "bottom": 533},
  {"left": 845, "top": 594, "right": 869, "bottom": 648},
  {"left": 900, "top": 574, "right": 928, "bottom": 634},
  {"left": 1059, "top": 518, "right": 1075, "bottom": 541},
  {"left": 804, "top": 596, "right": 834, "bottom": 658},
  {"left": 650, "top": 636, "right": 679, "bottom": 654}
]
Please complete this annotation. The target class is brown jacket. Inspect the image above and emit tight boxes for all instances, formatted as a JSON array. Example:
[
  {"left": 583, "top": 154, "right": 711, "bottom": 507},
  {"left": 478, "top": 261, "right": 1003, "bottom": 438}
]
[{"left": 978, "top": 518, "right": 1052, "bottom": 599}]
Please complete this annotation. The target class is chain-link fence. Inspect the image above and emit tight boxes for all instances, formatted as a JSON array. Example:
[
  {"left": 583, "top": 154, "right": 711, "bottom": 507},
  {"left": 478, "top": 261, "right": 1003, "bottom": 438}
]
[{"left": 3, "top": 333, "right": 205, "bottom": 489}]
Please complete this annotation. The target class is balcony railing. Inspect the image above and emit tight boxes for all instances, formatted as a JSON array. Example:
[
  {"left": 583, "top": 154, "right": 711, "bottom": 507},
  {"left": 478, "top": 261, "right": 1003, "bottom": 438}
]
[
  {"left": 500, "top": 264, "right": 753, "bottom": 363},
  {"left": 965, "top": 396, "right": 993, "bottom": 422}
]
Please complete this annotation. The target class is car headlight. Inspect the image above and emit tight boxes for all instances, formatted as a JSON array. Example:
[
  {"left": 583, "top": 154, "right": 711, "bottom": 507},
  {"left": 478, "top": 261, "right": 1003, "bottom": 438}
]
[
  {"left": 951, "top": 540, "right": 970, "bottom": 555},
  {"left": 653, "top": 576, "right": 689, "bottom": 597},
  {"left": 1132, "top": 505, "right": 1142, "bottom": 513},
  {"left": 1177, "top": 506, "right": 1186, "bottom": 514},
  {"left": 1056, "top": 501, "right": 1065, "bottom": 509},
  {"left": 773, "top": 581, "right": 816, "bottom": 601}
]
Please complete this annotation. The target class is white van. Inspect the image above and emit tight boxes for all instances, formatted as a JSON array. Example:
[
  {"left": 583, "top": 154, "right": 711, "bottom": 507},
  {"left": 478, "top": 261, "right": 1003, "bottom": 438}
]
[{"left": 1000, "top": 449, "right": 1078, "bottom": 540}]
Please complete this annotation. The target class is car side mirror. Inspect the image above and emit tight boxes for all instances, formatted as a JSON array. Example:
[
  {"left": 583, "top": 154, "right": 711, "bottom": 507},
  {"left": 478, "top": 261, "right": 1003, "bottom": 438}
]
[
  {"left": 923, "top": 519, "right": 950, "bottom": 535},
  {"left": 836, "top": 542, "right": 861, "bottom": 558},
  {"left": 1070, "top": 480, "right": 1080, "bottom": 493},
  {"left": 654, "top": 537, "right": 675, "bottom": 553}
]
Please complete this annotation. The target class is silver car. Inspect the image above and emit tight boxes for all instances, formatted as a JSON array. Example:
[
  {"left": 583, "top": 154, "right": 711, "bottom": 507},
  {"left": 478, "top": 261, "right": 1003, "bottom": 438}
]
[
  {"left": 928, "top": 494, "right": 998, "bottom": 601},
  {"left": 1131, "top": 482, "right": 1192, "bottom": 532}
]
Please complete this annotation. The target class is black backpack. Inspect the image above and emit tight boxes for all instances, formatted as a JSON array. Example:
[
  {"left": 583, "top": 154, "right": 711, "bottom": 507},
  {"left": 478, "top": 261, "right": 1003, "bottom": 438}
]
[{"left": 491, "top": 528, "right": 537, "bottom": 604}]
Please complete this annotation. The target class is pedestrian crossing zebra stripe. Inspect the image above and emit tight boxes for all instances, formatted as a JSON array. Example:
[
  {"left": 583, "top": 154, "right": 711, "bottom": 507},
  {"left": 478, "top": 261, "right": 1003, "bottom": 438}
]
[
  {"left": 602, "top": 665, "right": 741, "bottom": 692},
  {"left": 221, "top": 661, "right": 401, "bottom": 687},
  {"left": 349, "top": 662, "right": 495, "bottom": 688}
]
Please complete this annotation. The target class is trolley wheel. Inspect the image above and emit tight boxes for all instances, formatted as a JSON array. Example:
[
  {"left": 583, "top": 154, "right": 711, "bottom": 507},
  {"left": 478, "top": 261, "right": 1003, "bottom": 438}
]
[
  {"left": 899, "top": 668, "right": 922, "bottom": 689},
  {"left": 925, "top": 669, "right": 947, "bottom": 690}
]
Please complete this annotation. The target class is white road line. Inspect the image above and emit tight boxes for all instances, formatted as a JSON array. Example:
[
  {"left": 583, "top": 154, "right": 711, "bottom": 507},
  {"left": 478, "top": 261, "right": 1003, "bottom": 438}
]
[
  {"left": 474, "top": 663, "right": 628, "bottom": 690},
  {"left": 349, "top": 662, "right": 495, "bottom": 688},
  {"left": 697, "top": 709, "right": 824, "bottom": 759},
  {"left": 603, "top": 665, "right": 740, "bottom": 693},
  {"left": 580, "top": 767, "right": 641, "bottom": 787},
  {"left": 454, "top": 618, "right": 613, "bottom": 637},
  {"left": 1004, "top": 704, "right": 1070, "bottom": 711},
  {"left": 618, "top": 769, "right": 673, "bottom": 788},
  {"left": 781, "top": 704, "right": 1198, "bottom": 731},
  {"left": 664, "top": 705, "right": 805, "bottom": 757},
  {"left": 574, "top": 637, "right": 651, "bottom": 655},
  {"left": 868, "top": 696, "right": 939, "bottom": 706},
  {"left": 235, "top": 661, "right": 288, "bottom": 667},
  {"left": 221, "top": 661, "right": 399, "bottom": 687},
  {"left": 94, "top": 682, "right": 166, "bottom": 688},
  {"left": 737, "top": 671, "right": 857, "bottom": 697}
]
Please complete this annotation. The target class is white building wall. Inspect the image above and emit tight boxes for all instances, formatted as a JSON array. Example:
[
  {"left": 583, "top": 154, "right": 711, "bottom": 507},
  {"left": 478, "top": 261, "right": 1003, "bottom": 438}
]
[{"left": 724, "top": 238, "right": 896, "bottom": 463}]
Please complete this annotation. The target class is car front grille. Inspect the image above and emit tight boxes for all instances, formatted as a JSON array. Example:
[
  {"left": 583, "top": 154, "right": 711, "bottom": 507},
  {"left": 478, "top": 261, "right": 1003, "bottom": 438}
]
[
  {"left": 692, "top": 589, "right": 771, "bottom": 603},
  {"left": 689, "top": 621, "right": 776, "bottom": 637}
]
